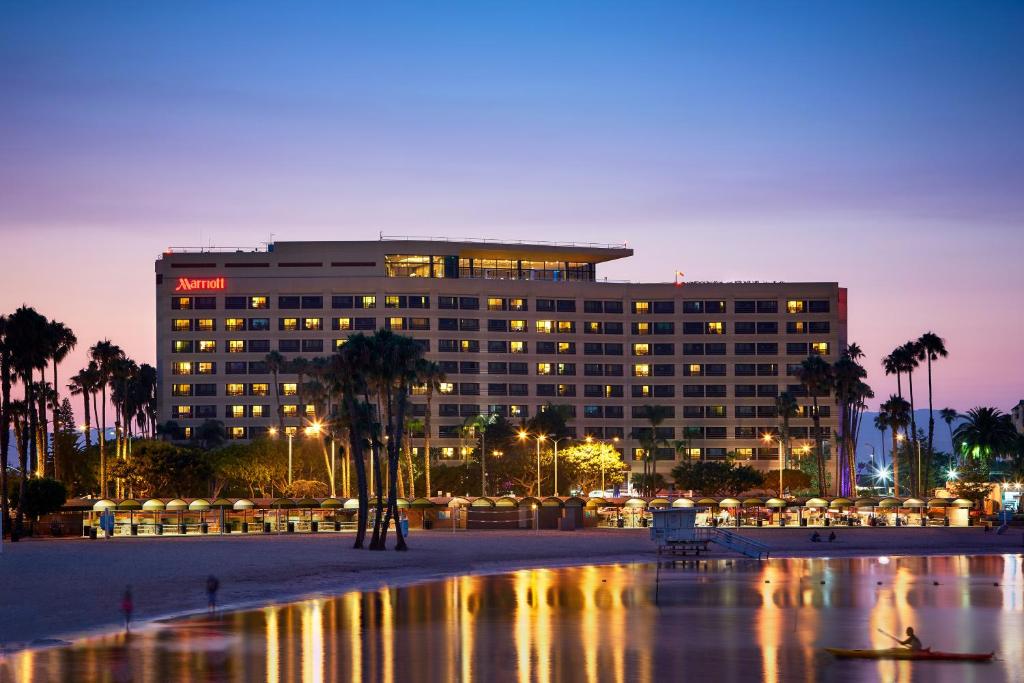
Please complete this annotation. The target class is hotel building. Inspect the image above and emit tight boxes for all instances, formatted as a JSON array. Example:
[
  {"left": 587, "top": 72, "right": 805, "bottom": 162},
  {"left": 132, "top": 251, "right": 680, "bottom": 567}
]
[{"left": 156, "top": 239, "right": 847, "bottom": 474}]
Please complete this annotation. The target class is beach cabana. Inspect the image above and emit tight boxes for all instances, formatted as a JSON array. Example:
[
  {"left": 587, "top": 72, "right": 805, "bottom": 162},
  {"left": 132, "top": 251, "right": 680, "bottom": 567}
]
[
  {"left": 470, "top": 497, "right": 495, "bottom": 508},
  {"left": 269, "top": 498, "right": 295, "bottom": 532},
  {"left": 562, "top": 497, "right": 586, "bottom": 529},
  {"left": 648, "top": 497, "right": 671, "bottom": 509},
  {"left": 189, "top": 498, "right": 211, "bottom": 533},
  {"left": 671, "top": 497, "right": 695, "bottom": 508},
  {"left": 742, "top": 497, "right": 766, "bottom": 526},
  {"left": 233, "top": 498, "right": 256, "bottom": 531},
  {"left": 495, "top": 497, "right": 519, "bottom": 508},
  {"left": 718, "top": 498, "right": 742, "bottom": 527},
  {"left": 116, "top": 499, "right": 142, "bottom": 535},
  {"left": 210, "top": 498, "right": 233, "bottom": 533},
  {"left": 765, "top": 498, "right": 787, "bottom": 526}
]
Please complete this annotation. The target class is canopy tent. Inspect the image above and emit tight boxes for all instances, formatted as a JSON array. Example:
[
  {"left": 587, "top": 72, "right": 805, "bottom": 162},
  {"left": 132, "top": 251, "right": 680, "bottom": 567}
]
[
  {"left": 623, "top": 498, "right": 648, "bottom": 508},
  {"left": 671, "top": 498, "right": 695, "bottom": 508},
  {"left": 116, "top": 499, "right": 142, "bottom": 511},
  {"left": 719, "top": 498, "right": 742, "bottom": 508},
  {"left": 320, "top": 498, "right": 344, "bottom": 509},
  {"left": 563, "top": 497, "right": 587, "bottom": 508},
  {"left": 410, "top": 497, "right": 436, "bottom": 509},
  {"left": 829, "top": 498, "right": 854, "bottom": 509},
  {"left": 210, "top": 498, "right": 234, "bottom": 509},
  {"left": 902, "top": 498, "right": 926, "bottom": 508},
  {"left": 165, "top": 499, "right": 189, "bottom": 511},
  {"left": 269, "top": 498, "right": 296, "bottom": 509},
  {"left": 742, "top": 497, "right": 764, "bottom": 507},
  {"left": 877, "top": 498, "right": 901, "bottom": 509},
  {"left": 495, "top": 497, "right": 519, "bottom": 508},
  {"left": 188, "top": 499, "right": 211, "bottom": 511},
  {"left": 804, "top": 498, "right": 829, "bottom": 509},
  {"left": 950, "top": 498, "right": 974, "bottom": 508},
  {"left": 854, "top": 498, "right": 878, "bottom": 508},
  {"left": 540, "top": 497, "right": 564, "bottom": 508},
  {"left": 647, "top": 497, "right": 670, "bottom": 508},
  {"left": 142, "top": 499, "right": 166, "bottom": 511},
  {"left": 926, "top": 498, "right": 951, "bottom": 508},
  {"left": 92, "top": 499, "right": 117, "bottom": 511},
  {"left": 233, "top": 499, "right": 256, "bottom": 510},
  {"left": 695, "top": 498, "right": 718, "bottom": 507},
  {"left": 764, "top": 498, "right": 787, "bottom": 509},
  {"left": 470, "top": 497, "right": 495, "bottom": 508}
]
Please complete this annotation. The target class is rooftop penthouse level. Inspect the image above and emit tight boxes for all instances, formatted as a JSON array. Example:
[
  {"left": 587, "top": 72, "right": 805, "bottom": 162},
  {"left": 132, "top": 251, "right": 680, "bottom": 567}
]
[{"left": 156, "top": 238, "right": 846, "bottom": 473}]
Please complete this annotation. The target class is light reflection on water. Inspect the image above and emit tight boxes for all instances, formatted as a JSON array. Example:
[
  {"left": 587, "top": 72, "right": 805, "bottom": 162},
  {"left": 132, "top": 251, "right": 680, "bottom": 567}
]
[{"left": 4, "top": 555, "right": 1022, "bottom": 682}]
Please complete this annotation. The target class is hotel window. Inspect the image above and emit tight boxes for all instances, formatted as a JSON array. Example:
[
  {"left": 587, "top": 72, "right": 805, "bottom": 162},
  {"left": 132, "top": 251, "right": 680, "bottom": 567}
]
[
  {"left": 632, "top": 364, "right": 651, "bottom": 377},
  {"left": 536, "top": 320, "right": 553, "bottom": 334},
  {"left": 704, "top": 300, "right": 725, "bottom": 314},
  {"left": 808, "top": 321, "right": 830, "bottom": 333},
  {"left": 536, "top": 299, "right": 555, "bottom": 312},
  {"left": 273, "top": 383, "right": 295, "bottom": 398},
  {"left": 735, "top": 322, "right": 756, "bottom": 335},
  {"left": 585, "top": 321, "right": 602, "bottom": 334},
  {"left": 787, "top": 300, "right": 806, "bottom": 314},
  {"left": 198, "top": 340, "right": 217, "bottom": 353},
  {"left": 281, "top": 405, "right": 298, "bottom": 417},
  {"left": 197, "top": 362, "right": 216, "bottom": 375},
  {"left": 632, "top": 322, "right": 651, "bottom": 335},
  {"left": 357, "top": 295, "right": 376, "bottom": 309},
  {"left": 556, "top": 384, "right": 575, "bottom": 397},
  {"left": 193, "top": 318, "right": 212, "bottom": 332},
  {"left": 172, "top": 297, "right": 193, "bottom": 310},
  {"left": 809, "top": 300, "right": 830, "bottom": 313},
  {"left": 301, "top": 339, "right": 324, "bottom": 353},
  {"left": 173, "top": 340, "right": 193, "bottom": 353},
  {"left": 557, "top": 342, "right": 574, "bottom": 354},
  {"left": 787, "top": 321, "right": 806, "bottom": 334},
  {"left": 487, "top": 297, "right": 506, "bottom": 311},
  {"left": 250, "top": 383, "right": 269, "bottom": 396},
  {"left": 440, "top": 447, "right": 456, "bottom": 459},
  {"left": 172, "top": 319, "right": 192, "bottom": 332},
  {"left": 734, "top": 448, "right": 753, "bottom": 459},
  {"left": 174, "top": 405, "right": 193, "bottom": 419},
  {"left": 634, "top": 385, "right": 652, "bottom": 398},
  {"left": 385, "top": 295, "right": 403, "bottom": 308},
  {"left": 226, "top": 296, "right": 247, "bottom": 310},
  {"left": 387, "top": 317, "right": 405, "bottom": 330},
  {"left": 509, "top": 320, "right": 526, "bottom": 333},
  {"left": 251, "top": 405, "right": 267, "bottom": 418},
  {"left": 227, "top": 340, "right": 245, "bottom": 353},
  {"left": 510, "top": 341, "right": 526, "bottom": 354},
  {"left": 556, "top": 363, "right": 575, "bottom": 375},
  {"left": 706, "top": 322, "right": 724, "bottom": 335},
  {"left": 556, "top": 321, "right": 574, "bottom": 334},
  {"left": 194, "top": 297, "right": 216, "bottom": 310},
  {"left": 171, "top": 383, "right": 192, "bottom": 396},
  {"left": 228, "top": 405, "right": 246, "bottom": 419},
  {"left": 278, "top": 296, "right": 300, "bottom": 309},
  {"left": 811, "top": 341, "right": 830, "bottom": 355},
  {"left": 632, "top": 301, "right": 650, "bottom": 314},
  {"left": 193, "top": 384, "right": 216, "bottom": 397},
  {"left": 537, "top": 363, "right": 552, "bottom": 375},
  {"left": 707, "top": 405, "right": 727, "bottom": 418},
  {"left": 303, "top": 318, "right": 322, "bottom": 331},
  {"left": 280, "top": 318, "right": 298, "bottom": 331},
  {"left": 632, "top": 343, "right": 650, "bottom": 356},
  {"left": 734, "top": 300, "right": 755, "bottom": 314},
  {"left": 250, "top": 296, "right": 269, "bottom": 309},
  {"left": 605, "top": 384, "right": 623, "bottom": 398},
  {"left": 279, "top": 339, "right": 300, "bottom": 353},
  {"left": 225, "top": 318, "right": 245, "bottom": 332},
  {"left": 684, "top": 363, "right": 704, "bottom": 376},
  {"left": 509, "top": 298, "right": 526, "bottom": 311},
  {"left": 303, "top": 404, "right": 315, "bottom": 417},
  {"left": 556, "top": 299, "right": 575, "bottom": 312},
  {"left": 333, "top": 317, "right": 352, "bottom": 331},
  {"left": 439, "top": 382, "right": 455, "bottom": 395},
  {"left": 459, "top": 318, "right": 479, "bottom": 331},
  {"left": 226, "top": 383, "right": 245, "bottom": 397},
  {"left": 460, "top": 340, "right": 479, "bottom": 353},
  {"left": 409, "top": 317, "right": 430, "bottom": 330},
  {"left": 354, "top": 317, "right": 375, "bottom": 330},
  {"left": 332, "top": 339, "right": 346, "bottom": 350},
  {"left": 682, "top": 300, "right": 703, "bottom": 314}
]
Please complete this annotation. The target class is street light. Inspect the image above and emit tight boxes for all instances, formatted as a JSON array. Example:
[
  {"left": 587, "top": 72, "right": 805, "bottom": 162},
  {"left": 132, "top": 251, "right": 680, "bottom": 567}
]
[
  {"left": 762, "top": 432, "right": 784, "bottom": 497},
  {"left": 518, "top": 430, "right": 546, "bottom": 496},
  {"left": 550, "top": 436, "right": 570, "bottom": 497},
  {"left": 268, "top": 426, "right": 294, "bottom": 487},
  {"left": 586, "top": 434, "right": 620, "bottom": 495}
]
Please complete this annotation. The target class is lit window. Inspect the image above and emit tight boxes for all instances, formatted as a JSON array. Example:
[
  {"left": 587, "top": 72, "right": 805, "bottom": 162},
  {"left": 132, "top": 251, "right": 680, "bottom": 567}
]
[
  {"left": 175, "top": 297, "right": 192, "bottom": 310},
  {"left": 708, "top": 405, "right": 726, "bottom": 418},
  {"left": 359, "top": 295, "right": 376, "bottom": 309},
  {"left": 537, "top": 363, "right": 552, "bottom": 375},
  {"left": 812, "top": 341, "right": 830, "bottom": 355},
  {"left": 557, "top": 384, "right": 572, "bottom": 396},
  {"left": 281, "top": 383, "right": 297, "bottom": 396},
  {"left": 303, "top": 318, "right": 322, "bottom": 331},
  {"left": 389, "top": 317, "right": 405, "bottom": 330},
  {"left": 229, "top": 405, "right": 246, "bottom": 419},
  {"left": 707, "top": 322, "right": 724, "bottom": 335},
  {"left": 510, "top": 320, "right": 526, "bottom": 332},
  {"left": 225, "top": 318, "right": 245, "bottom": 332},
  {"left": 636, "top": 385, "right": 651, "bottom": 397},
  {"left": 282, "top": 318, "right": 298, "bottom": 331},
  {"left": 509, "top": 405, "right": 525, "bottom": 417},
  {"left": 460, "top": 340, "right": 475, "bottom": 352},
  {"left": 557, "top": 342, "right": 572, "bottom": 354},
  {"left": 250, "top": 296, "right": 268, "bottom": 309},
  {"left": 284, "top": 426, "right": 298, "bottom": 436},
  {"left": 633, "top": 364, "right": 650, "bottom": 377},
  {"left": 173, "top": 319, "right": 192, "bottom": 332},
  {"left": 199, "top": 340, "right": 217, "bottom": 353},
  {"left": 335, "top": 317, "right": 352, "bottom": 330},
  {"left": 183, "top": 427, "right": 192, "bottom": 439},
  {"left": 439, "top": 382, "right": 455, "bottom": 394},
  {"left": 304, "top": 404, "right": 316, "bottom": 417},
  {"left": 282, "top": 405, "right": 298, "bottom": 417},
  {"left": 509, "top": 298, "right": 525, "bottom": 311},
  {"left": 173, "top": 340, "right": 192, "bottom": 353},
  {"left": 734, "top": 448, "right": 753, "bottom": 459},
  {"left": 634, "top": 301, "right": 650, "bottom": 314},
  {"left": 385, "top": 295, "right": 402, "bottom": 308},
  {"left": 441, "top": 447, "right": 456, "bottom": 458},
  {"left": 227, "top": 340, "right": 245, "bottom": 353},
  {"left": 684, "top": 448, "right": 701, "bottom": 459},
  {"left": 510, "top": 341, "right": 525, "bottom": 354},
  {"left": 229, "top": 426, "right": 246, "bottom": 439},
  {"left": 689, "top": 363, "right": 703, "bottom": 375},
  {"left": 197, "top": 319, "right": 215, "bottom": 331},
  {"left": 334, "top": 339, "right": 346, "bottom": 349},
  {"left": 557, "top": 321, "right": 574, "bottom": 333},
  {"left": 487, "top": 297, "right": 504, "bottom": 311},
  {"left": 635, "top": 322, "right": 650, "bottom": 335},
  {"left": 787, "top": 300, "right": 805, "bottom": 314},
  {"left": 536, "top": 320, "right": 553, "bottom": 334},
  {"left": 586, "top": 322, "right": 602, "bottom": 333},
  {"left": 250, "top": 383, "right": 269, "bottom": 396},
  {"left": 251, "top": 405, "right": 266, "bottom": 418},
  {"left": 226, "top": 383, "right": 245, "bottom": 397},
  {"left": 632, "top": 343, "right": 650, "bottom": 356},
  {"left": 174, "top": 405, "right": 192, "bottom": 418},
  {"left": 197, "top": 362, "right": 215, "bottom": 375},
  {"left": 172, "top": 383, "right": 192, "bottom": 396}
]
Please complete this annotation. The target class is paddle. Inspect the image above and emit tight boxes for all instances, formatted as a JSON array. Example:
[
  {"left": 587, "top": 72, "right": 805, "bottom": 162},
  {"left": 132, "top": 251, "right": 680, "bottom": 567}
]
[{"left": 877, "top": 628, "right": 905, "bottom": 647}]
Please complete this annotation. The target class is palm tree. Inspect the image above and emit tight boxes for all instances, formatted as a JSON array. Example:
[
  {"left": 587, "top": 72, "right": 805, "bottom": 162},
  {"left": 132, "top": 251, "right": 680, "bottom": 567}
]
[
  {"left": 0, "top": 314, "right": 12, "bottom": 536},
  {"left": 89, "top": 340, "right": 124, "bottom": 498},
  {"left": 899, "top": 341, "right": 922, "bottom": 488},
  {"left": 877, "top": 395, "right": 910, "bottom": 496},
  {"left": 47, "top": 320, "right": 77, "bottom": 478},
  {"left": 832, "top": 348, "right": 872, "bottom": 496},
  {"left": 795, "top": 355, "right": 833, "bottom": 496},
  {"left": 464, "top": 412, "right": 498, "bottom": 496},
  {"left": 68, "top": 367, "right": 95, "bottom": 452},
  {"left": 418, "top": 360, "right": 445, "bottom": 500},
  {"left": 404, "top": 416, "right": 424, "bottom": 498},
  {"left": 915, "top": 332, "right": 948, "bottom": 484},
  {"left": 940, "top": 407, "right": 959, "bottom": 463},
  {"left": 634, "top": 405, "right": 673, "bottom": 497},
  {"left": 265, "top": 351, "right": 287, "bottom": 434},
  {"left": 953, "top": 407, "right": 1017, "bottom": 464},
  {"left": 775, "top": 391, "right": 798, "bottom": 474}
]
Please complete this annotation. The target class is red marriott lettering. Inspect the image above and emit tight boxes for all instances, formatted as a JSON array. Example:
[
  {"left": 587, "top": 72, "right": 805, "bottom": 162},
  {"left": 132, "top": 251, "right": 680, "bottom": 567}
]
[{"left": 175, "top": 276, "right": 226, "bottom": 292}]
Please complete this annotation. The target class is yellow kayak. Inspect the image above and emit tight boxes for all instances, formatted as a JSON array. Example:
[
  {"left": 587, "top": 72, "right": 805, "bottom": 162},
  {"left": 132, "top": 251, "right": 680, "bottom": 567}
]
[{"left": 826, "top": 647, "right": 993, "bottom": 662}]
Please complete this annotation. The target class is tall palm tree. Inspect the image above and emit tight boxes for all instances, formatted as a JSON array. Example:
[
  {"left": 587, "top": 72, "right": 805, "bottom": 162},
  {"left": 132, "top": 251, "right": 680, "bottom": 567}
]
[
  {"left": 418, "top": 360, "right": 445, "bottom": 499},
  {"left": 877, "top": 396, "right": 910, "bottom": 496},
  {"left": 953, "top": 407, "right": 1017, "bottom": 464},
  {"left": 404, "top": 416, "right": 424, "bottom": 498},
  {"left": 0, "top": 314, "right": 12, "bottom": 536},
  {"left": 464, "top": 412, "right": 498, "bottom": 496},
  {"left": 265, "top": 351, "right": 287, "bottom": 434},
  {"left": 89, "top": 340, "right": 124, "bottom": 498},
  {"left": 873, "top": 412, "right": 888, "bottom": 471},
  {"left": 68, "top": 367, "right": 95, "bottom": 452},
  {"left": 333, "top": 334, "right": 374, "bottom": 549},
  {"left": 635, "top": 404, "right": 673, "bottom": 497},
  {"left": 899, "top": 341, "right": 922, "bottom": 490},
  {"left": 795, "top": 355, "right": 833, "bottom": 496},
  {"left": 47, "top": 320, "right": 77, "bottom": 478},
  {"left": 775, "top": 391, "right": 798, "bottom": 474},
  {"left": 940, "top": 407, "right": 959, "bottom": 463},
  {"left": 832, "top": 348, "right": 872, "bottom": 496},
  {"left": 915, "top": 332, "right": 948, "bottom": 487}
]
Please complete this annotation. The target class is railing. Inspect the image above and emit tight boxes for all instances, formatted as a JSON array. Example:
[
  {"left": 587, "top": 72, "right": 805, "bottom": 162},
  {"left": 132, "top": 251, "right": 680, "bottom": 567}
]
[
  {"left": 696, "top": 527, "right": 771, "bottom": 560},
  {"left": 378, "top": 234, "right": 629, "bottom": 250},
  {"left": 162, "top": 246, "right": 267, "bottom": 254}
]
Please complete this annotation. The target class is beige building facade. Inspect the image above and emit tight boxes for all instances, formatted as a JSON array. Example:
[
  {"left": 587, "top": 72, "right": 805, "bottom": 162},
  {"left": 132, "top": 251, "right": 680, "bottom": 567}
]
[{"left": 156, "top": 239, "right": 847, "bottom": 474}]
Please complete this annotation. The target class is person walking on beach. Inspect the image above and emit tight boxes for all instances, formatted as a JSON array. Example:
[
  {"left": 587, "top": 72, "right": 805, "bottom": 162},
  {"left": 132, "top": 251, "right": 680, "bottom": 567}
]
[
  {"left": 206, "top": 575, "right": 220, "bottom": 614},
  {"left": 121, "top": 586, "right": 134, "bottom": 633}
]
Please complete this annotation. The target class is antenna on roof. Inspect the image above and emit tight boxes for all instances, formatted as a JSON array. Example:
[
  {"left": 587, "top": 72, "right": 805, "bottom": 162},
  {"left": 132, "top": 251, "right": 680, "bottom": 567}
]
[{"left": 379, "top": 230, "right": 383, "bottom": 241}]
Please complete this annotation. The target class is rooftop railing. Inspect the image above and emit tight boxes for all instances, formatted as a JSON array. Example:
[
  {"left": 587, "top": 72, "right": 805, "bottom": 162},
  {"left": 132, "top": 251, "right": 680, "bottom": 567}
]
[{"left": 379, "top": 234, "right": 629, "bottom": 250}]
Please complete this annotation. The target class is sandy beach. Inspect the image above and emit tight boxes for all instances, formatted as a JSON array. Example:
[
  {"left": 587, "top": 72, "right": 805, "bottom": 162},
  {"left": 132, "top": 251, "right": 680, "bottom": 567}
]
[{"left": 2, "top": 526, "right": 1022, "bottom": 650}]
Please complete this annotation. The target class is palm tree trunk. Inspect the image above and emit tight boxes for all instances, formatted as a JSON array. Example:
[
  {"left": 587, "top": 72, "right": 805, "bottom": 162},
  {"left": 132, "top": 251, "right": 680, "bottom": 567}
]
[
  {"left": 403, "top": 433, "right": 414, "bottom": 499},
  {"left": 891, "top": 429, "right": 900, "bottom": 497},
  {"left": 925, "top": 357, "right": 935, "bottom": 494},
  {"left": 36, "top": 387, "right": 47, "bottom": 478},
  {"left": 0, "top": 356, "right": 11, "bottom": 538},
  {"left": 99, "top": 384, "right": 107, "bottom": 498},
  {"left": 906, "top": 370, "right": 918, "bottom": 495},
  {"left": 812, "top": 398, "right": 824, "bottom": 496},
  {"left": 52, "top": 362, "right": 62, "bottom": 481},
  {"left": 272, "top": 369, "right": 284, "bottom": 434},
  {"left": 424, "top": 391, "right": 433, "bottom": 498}
]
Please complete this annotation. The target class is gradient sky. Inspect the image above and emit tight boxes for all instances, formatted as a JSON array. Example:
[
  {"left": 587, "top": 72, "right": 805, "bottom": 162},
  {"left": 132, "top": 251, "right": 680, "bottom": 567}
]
[{"left": 2, "top": 1, "right": 1022, "bottom": 418}]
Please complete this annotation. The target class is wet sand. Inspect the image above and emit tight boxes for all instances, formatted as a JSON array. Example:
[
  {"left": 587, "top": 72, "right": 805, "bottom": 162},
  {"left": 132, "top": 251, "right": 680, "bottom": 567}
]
[{"left": 1, "top": 526, "right": 1021, "bottom": 649}]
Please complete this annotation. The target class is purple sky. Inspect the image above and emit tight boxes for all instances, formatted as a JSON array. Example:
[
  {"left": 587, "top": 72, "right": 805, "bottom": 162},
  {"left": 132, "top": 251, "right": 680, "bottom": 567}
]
[{"left": 1, "top": 2, "right": 1022, "bottom": 415}]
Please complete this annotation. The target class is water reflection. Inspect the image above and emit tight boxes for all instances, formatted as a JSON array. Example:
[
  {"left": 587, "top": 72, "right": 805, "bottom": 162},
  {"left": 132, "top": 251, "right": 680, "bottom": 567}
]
[{"left": 4, "top": 555, "right": 1021, "bottom": 682}]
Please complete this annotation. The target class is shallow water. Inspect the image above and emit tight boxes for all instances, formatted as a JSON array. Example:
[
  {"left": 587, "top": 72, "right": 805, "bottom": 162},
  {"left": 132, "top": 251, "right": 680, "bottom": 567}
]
[{"left": 4, "top": 554, "right": 1022, "bottom": 682}]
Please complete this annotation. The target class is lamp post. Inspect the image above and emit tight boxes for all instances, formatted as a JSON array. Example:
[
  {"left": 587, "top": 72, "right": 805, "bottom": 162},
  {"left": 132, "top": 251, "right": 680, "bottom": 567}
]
[
  {"left": 762, "top": 432, "right": 783, "bottom": 497},
  {"left": 586, "top": 435, "right": 620, "bottom": 496},
  {"left": 862, "top": 443, "right": 876, "bottom": 493},
  {"left": 551, "top": 437, "right": 570, "bottom": 497},
  {"left": 518, "top": 431, "right": 546, "bottom": 496},
  {"left": 268, "top": 427, "right": 295, "bottom": 488}
]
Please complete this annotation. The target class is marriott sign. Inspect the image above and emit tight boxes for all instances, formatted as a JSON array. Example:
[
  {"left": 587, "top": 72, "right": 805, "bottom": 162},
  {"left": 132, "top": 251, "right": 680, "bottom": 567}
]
[{"left": 175, "top": 276, "right": 226, "bottom": 292}]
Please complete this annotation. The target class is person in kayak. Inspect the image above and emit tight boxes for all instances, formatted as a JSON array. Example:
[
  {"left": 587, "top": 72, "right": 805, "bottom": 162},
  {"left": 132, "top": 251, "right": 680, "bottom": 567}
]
[{"left": 899, "top": 627, "right": 923, "bottom": 650}]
